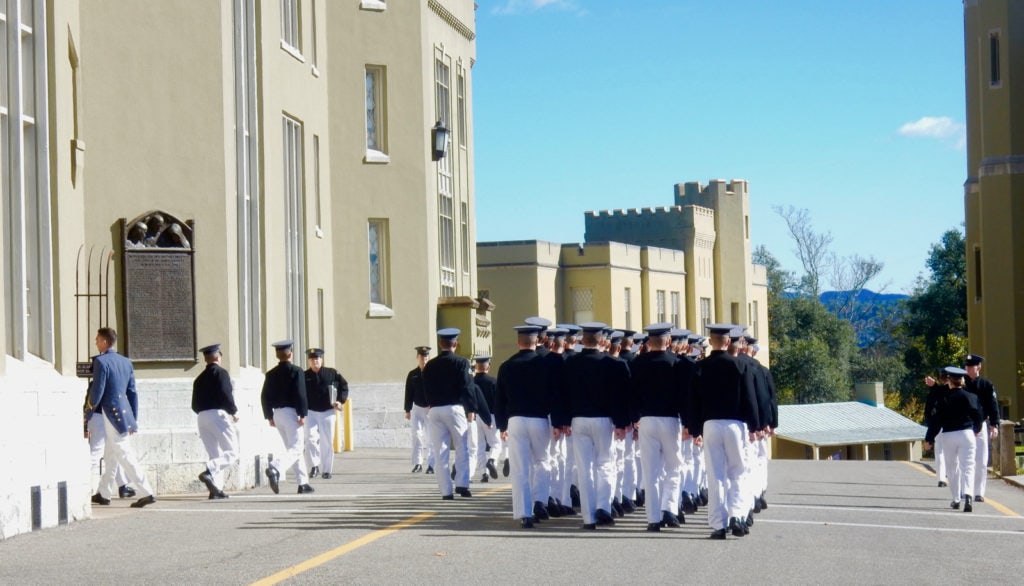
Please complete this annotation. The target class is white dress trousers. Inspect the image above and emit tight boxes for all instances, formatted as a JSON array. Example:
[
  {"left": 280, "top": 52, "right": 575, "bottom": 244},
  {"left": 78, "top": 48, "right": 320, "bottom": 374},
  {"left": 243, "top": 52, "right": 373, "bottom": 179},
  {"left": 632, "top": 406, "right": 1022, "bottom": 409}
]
[
  {"left": 88, "top": 411, "right": 128, "bottom": 489},
  {"left": 410, "top": 404, "right": 434, "bottom": 468},
  {"left": 97, "top": 413, "right": 154, "bottom": 500},
  {"left": 702, "top": 419, "right": 748, "bottom": 531},
  {"left": 475, "top": 418, "right": 502, "bottom": 476},
  {"left": 197, "top": 409, "right": 240, "bottom": 489},
  {"left": 973, "top": 422, "right": 989, "bottom": 497},
  {"left": 305, "top": 408, "right": 337, "bottom": 475},
  {"left": 507, "top": 416, "right": 553, "bottom": 519},
  {"left": 270, "top": 407, "right": 309, "bottom": 485},
  {"left": 571, "top": 416, "right": 616, "bottom": 524},
  {"left": 933, "top": 432, "right": 946, "bottom": 482},
  {"left": 428, "top": 404, "right": 471, "bottom": 495},
  {"left": 944, "top": 427, "right": 977, "bottom": 503},
  {"left": 638, "top": 416, "right": 683, "bottom": 524}
]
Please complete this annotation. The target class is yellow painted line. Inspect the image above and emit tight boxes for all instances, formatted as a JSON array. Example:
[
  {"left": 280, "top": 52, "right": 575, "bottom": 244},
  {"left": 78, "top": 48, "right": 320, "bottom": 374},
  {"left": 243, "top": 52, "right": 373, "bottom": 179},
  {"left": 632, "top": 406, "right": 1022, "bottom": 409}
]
[
  {"left": 903, "top": 461, "right": 1020, "bottom": 517},
  {"left": 476, "top": 484, "right": 512, "bottom": 496},
  {"left": 250, "top": 511, "right": 436, "bottom": 586}
]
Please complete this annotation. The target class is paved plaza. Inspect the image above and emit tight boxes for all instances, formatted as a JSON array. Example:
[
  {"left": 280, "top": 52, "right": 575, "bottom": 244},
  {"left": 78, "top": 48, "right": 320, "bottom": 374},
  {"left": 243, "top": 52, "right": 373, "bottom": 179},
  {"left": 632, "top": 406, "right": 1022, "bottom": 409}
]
[{"left": 2, "top": 449, "right": 1024, "bottom": 585}]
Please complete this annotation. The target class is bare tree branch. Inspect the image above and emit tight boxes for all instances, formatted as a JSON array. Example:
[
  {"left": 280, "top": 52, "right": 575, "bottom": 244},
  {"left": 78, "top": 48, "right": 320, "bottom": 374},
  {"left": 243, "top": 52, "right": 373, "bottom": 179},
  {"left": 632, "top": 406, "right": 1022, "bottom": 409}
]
[{"left": 772, "top": 205, "right": 833, "bottom": 297}]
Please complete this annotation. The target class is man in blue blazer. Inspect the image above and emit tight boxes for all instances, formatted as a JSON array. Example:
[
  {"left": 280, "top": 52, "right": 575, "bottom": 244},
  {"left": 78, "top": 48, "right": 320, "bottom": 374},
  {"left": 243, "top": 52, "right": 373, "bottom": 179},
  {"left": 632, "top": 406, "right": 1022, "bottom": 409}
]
[{"left": 87, "top": 327, "right": 156, "bottom": 508}]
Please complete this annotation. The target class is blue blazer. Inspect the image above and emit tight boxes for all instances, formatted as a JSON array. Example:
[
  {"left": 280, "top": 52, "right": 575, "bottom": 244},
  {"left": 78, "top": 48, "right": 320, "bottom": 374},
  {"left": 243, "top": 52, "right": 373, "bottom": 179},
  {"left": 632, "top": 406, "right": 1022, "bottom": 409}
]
[{"left": 88, "top": 349, "right": 139, "bottom": 435}]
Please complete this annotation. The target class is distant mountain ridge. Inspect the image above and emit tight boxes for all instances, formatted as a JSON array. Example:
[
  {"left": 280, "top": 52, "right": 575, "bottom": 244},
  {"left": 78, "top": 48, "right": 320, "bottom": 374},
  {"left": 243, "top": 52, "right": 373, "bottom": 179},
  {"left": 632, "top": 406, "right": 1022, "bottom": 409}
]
[
  {"left": 819, "top": 288, "right": 908, "bottom": 346},
  {"left": 819, "top": 289, "right": 908, "bottom": 304}
]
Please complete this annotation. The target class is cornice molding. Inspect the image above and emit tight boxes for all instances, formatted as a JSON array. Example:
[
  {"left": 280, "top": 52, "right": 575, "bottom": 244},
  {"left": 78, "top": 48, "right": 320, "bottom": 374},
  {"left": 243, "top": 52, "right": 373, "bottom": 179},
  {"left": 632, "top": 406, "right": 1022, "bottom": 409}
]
[
  {"left": 978, "top": 154, "right": 1024, "bottom": 177},
  {"left": 428, "top": 0, "right": 475, "bottom": 42}
]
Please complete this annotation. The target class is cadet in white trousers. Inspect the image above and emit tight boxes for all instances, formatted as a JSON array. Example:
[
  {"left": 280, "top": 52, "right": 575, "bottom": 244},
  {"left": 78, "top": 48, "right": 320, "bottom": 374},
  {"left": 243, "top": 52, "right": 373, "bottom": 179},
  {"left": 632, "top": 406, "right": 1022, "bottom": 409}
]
[
  {"left": 926, "top": 366, "right": 982, "bottom": 511},
  {"left": 192, "top": 343, "right": 240, "bottom": 499},
  {"left": 304, "top": 348, "right": 348, "bottom": 479},
  {"left": 404, "top": 346, "right": 434, "bottom": 474},
  {"left": 422, "top": 328, "right": 475, "bottom": 499},
  {"left": 261, "top": 340, "right": 313, "bottom": 494},
  {"left": 87, "top": 410, "right": 130, "bottom": 496}
]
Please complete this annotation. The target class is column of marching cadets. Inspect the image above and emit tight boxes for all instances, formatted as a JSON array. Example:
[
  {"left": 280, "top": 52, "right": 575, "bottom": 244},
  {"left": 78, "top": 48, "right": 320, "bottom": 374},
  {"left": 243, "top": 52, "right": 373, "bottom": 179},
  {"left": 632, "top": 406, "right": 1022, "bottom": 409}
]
[{"left": 406, "top": 318, "right": 779, "bottom": 539}]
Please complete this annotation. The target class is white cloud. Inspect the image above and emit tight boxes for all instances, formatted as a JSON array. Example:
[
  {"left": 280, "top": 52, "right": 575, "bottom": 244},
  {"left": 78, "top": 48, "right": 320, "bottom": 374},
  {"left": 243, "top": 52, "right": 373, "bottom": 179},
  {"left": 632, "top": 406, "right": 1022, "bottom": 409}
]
[
  {"left": 491, "top": 0, "right": 585, "bottom": 15},
  {"left": 897, "top": 116, "right": 966, "bottom": 149}
]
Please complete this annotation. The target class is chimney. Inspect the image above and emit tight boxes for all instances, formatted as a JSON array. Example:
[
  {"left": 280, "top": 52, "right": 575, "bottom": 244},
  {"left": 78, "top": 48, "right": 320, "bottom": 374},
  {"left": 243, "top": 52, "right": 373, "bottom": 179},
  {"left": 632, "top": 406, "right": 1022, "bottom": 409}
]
[{"left": 855, "top": 382, "right": 884, "bottom": 407}]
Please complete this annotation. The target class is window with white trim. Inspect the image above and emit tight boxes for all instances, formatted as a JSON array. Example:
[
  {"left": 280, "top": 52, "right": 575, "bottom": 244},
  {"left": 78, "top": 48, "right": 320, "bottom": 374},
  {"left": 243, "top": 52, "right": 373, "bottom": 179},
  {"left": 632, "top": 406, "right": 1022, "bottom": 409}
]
[
  {"left": 990, "top": 31, "right": 1001, "bottom": 87},
  {"left": 280, "top": 0, "right": 301, "bottom": 54},
  {"left": 2, "top": 0, "right": 54, "bottom": 361},
  {"left": 700, "top": 297, "right": 712, "bottom": 332},
  {"left": 435, "top": 56, "right": 455, "bottom": 296},
  {"left": 309, "top": 0, "right": 318, "bottom": 72},
  {"left": 313, "top": 134, "right": 322, "bottom": 233},
  {"left": 360, "top": 0, "right": 386, "bottom": 11},
  {"left": 656, "top": 290, "right": 666, "bottom": 323},
  {"left": 624, "top": 287, "right": 632, "bottom": 329},
  {"left": 670, "top": 291, "right": 680, "bottom": 327},
  {"left": 235, "top": 0, "right": 261, "bottom": 366},
  {"left": 368, "top": 219, "right": 391, "bottom": 311},
  {"left": 365, "top": 65, "right": 388, "bottom": 161},
  {"left": 457, "top": 69, "right": 467, "bottom": 148},
  {"left": 460, "top": 202, "right": 470, "bottom": 274},
  {"left": 282, "top": 114, "right": 306, "bottom": 347},
  {"left": 572, "top": 288, "right": 594, "bottom": 325}
]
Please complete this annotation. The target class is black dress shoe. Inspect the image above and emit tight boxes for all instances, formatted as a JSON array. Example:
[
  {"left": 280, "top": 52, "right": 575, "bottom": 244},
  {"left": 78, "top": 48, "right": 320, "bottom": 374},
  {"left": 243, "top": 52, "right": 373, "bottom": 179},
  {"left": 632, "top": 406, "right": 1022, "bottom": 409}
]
[
  {"left": 486, "top": 459, "right": 498, "bottom": 479},
  {"left": 660, "top": 511, "right": 681, "bottom": 528},
  {"left": 635, "top": 488, "right": 645, "bottom": 508},
  {"left": 581, "top": 523, "right": 597, "bottom": 530},
  {"left": 611, "top": 499, "right": 624, "bottom": 517},
  {"left": 937, "top": 480, "right": 948, "bottom": 487},
  {"left": 699, "top": 487, "right": 709, "bottom": 506},
  {"left": 533, "top": 501, "right": 551, "bottom": 520},
  {"left": 118, "top": 485, "right": 136, "bottom": 499},
  {"left": 547, "top": 498, "right": 563, "bottom": 518},
  {"left": 297, "top": 484, "right": 315, "bottom": 494},
  {"left": 729, "top": 517, "right": 746, "bottom": 537},
  {"left": 964, "top": 495, "right": 973, "bottom": 513},
  {"left": 561, "top": 505, "right": 577, "bottom": 516},
  {"left": 759, "top": 494, "right": 768, "bottom": 510},
  {"left": 91, "top": 493, "right": 111, "bottom": 506},
  {"left": 646, "top": 523, "right": 661, "bottom": 532},
  {"left": 595, "top": 509, "right": 615, "bottom": 526},
  {"left": 425, "top": 466, "right": 435, "bottom": 474},
  {"left": 198, "top": 471, "right": 217, "bottom": 494},
  {"left": 455, "top": 487, "right": 472, "bottom": 498},
  {"left": 521, "top": 517, "right": 534, "bottom": 529},
  {"left": 441, "top": 494, "right": 454, "bottom": 500},
  {"left": 480, "top": 474, "right": 489, "bottom": 483},
  {"left": 950, "top": 500, "right": 961, "bottom": 510},
  {"left": 746, "top": 511, "right": 755, "bottom": 528},
  {"left": 570, "top": 485, "right": 581, "bottom": 509},
  {"left": 502, "top": 458, "right": 510, "bottom": 477},
  {"left": 681, "top": 493, "right": 697, "bottom": 514},
  {"left": 309, "top": 466, "right": 320, "bottom": 479},
  {"left": 412, "top": 464, "right": 422, "bottom": 473},
  {"left": 130, "top": 495, "right": 157, "bottom": 508},
  {"left": 709, "top": 528, "right": 727, "bottom": 540},
  {"left": 265, "top": 467, "right": 280, "bottom": 494},
  {"left": 974, "top": 495, "right": 985, "bottom": 503},
  {"left": 210, "top": 491, "right": 229, "bottom": 500},
  {"left": 621, "top": 496, "right": 636, "bottom": 514},
  {"left": 753, "top": 497, "right": 762, "bottom": 513}
]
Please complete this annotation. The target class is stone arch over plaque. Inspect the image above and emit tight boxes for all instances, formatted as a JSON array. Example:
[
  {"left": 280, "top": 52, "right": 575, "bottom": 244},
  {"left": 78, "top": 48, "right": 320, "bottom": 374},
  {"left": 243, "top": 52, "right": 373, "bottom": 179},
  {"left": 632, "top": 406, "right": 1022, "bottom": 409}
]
[{"left": 120, "top": 211, "right": 196, "bottom": 361}]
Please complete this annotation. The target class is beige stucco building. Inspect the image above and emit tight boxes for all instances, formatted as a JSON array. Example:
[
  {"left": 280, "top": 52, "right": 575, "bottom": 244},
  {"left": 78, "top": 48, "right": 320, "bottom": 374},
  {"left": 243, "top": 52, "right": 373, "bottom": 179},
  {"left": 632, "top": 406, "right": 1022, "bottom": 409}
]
[
  {"left": 478, "top": 180, "right": 769, "bottom": 368},
  {"left": 963, "top": 0, "right": 1024, "bottom": 418},
  {"left": 0, "top": 0, "right": 482, "bottom": 539}
]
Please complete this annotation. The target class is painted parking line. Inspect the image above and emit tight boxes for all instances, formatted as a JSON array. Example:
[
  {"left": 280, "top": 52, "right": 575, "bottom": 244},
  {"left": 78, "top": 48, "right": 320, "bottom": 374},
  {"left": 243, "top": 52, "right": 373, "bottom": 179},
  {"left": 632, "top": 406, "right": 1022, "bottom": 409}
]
[
  {"left": 902, "top": 460, "right": 1020, "bottom": 517},
  {"left": 761, "top": 518, "right": 1024, "bottom": 536},
  {"left": 250, "top": 511, "right": 436, "bottom": 586}
]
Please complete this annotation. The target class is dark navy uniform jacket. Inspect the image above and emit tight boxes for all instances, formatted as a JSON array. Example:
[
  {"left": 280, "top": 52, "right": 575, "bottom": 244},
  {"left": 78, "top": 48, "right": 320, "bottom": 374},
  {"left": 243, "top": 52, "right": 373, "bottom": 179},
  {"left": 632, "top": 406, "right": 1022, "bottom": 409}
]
[
  {"left": 88, "top": 349, "right": 139, "bottom": 435},
  {"left": 305, "top": 366, "right": 348, "bottom": 412},
  {"left": 556, "top": 348, "right": 631, "bottom": 429},
  {"left": 192, "top": 363, "right": 237, "bottom": 415},
  {"left": 741, "top": 354, "right": 773, "bottom": 432},
  {"left": 965, "top": 376, "right": 1000, "bottom": 428},
  {"left": 261, "top": 361, "right": 308, "bottom": 420},
  {"left": 422, "top": 350, "right": 475, "bottom": 410},
  {"left": 473, "top": 372, "right": 497, "bottom": 425},
  {"left": 926, "top": 386, "right": 983, "bottom": 443},
  {"left": 495, "top": 349, "right": 553, "bottom": 432},
  {"left": 629, "top": 350, "right": 690, "bottom": 425},
  {"left": 404, "top": 367, "right": 428, "bottom": 411},
  {"left": 690, "top": 350, "right": 759, "bottom": 436}
]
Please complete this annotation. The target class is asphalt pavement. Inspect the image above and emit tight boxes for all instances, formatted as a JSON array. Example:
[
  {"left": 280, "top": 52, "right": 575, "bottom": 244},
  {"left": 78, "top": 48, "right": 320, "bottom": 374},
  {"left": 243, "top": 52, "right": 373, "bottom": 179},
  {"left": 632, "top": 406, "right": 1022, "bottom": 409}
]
[{"left": 2, "top": 449, "right": 1024, "bottom": 585}]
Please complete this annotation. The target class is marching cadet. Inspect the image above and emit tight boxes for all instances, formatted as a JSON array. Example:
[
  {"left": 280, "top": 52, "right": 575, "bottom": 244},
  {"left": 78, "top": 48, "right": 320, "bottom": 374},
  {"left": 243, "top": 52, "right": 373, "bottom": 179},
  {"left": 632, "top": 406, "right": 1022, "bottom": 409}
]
[
  {"left": 84, "top": 398, "right": 133, "bottom": 500},
  {"left": 495, "top": 324, "right": 556, "bottom": 528},
  {"left": 261, "top": 340, "right": 314, "bottom": 494},
  {"left": 88, "top": 327, "right": 157, "bottom": 508},
  {"left": 742, "top": 336, "right": 773, "bottom": 518},
  {"left": 630, "top": 323, "right": 689, "bottom": 531},
  {"left": 525, "top": 316, "right": 553, "bottom": 357},
  {"left": 691, "top": 324, "right": 759, "bottom": 539},
  {"left": 422, "top": 328, "right": 476, "bottom": 500},
  {"left": 192, "top": 343, "right": 239, "bottom": 499},
  {"left": 618, "top": 330, "right": 638, "bottom": 363},
  {"left": 543, "top": 327, "right": 574, "bottom": 517},
  {"left": 923, "top": 371, "right": 951, "bottom": 487},
  {"left": 471, "top": 355, "right": 501, "bottom": 483},
  {"left": 963, "top": 354, "right": 999, "bottom": 503},
  {"left": 557, "top": 322, "right": 632, "bottom": 529},
  {"left": 925, "top": 366, "right": 983, "bottom": 512},
  {"left": 562, "top": 324, "right": 581, "bottom": 357},
  {"left": 608, "top": 331, "right": 637, "bottom": 517},
  {"left": 747, "top": 340, "right": 776, "bottom": 511},
  {"left": 405, "top": 346, "right": 435, "bottom": 474},
  {"left": 304, "top": 348, "right": 349, "bottom": 480}
]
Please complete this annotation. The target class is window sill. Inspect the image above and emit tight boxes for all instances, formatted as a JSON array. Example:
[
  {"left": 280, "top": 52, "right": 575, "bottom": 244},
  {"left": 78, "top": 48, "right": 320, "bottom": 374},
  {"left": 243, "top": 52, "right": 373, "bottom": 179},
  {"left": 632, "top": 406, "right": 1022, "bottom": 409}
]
[
  {"left": 364, "top": 149, "right": 390, "bottom": 164},
  {"left": 280, "top": 41, "right": 305, "bottom": 63},
  {"left": 367, "top": 303, "right": 394, "bottom": 318},
  {"left": 311, "top": 65, "right": 320, "bottom": 78},
  {"left": 360, "top": 0, "right": 387, "bottom": 12}
]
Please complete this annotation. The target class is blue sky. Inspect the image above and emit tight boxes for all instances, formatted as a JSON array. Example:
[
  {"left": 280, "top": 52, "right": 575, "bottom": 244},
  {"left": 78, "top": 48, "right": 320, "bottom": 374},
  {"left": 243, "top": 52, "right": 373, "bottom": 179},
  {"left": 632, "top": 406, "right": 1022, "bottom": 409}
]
[{"left": 472, "top": 1, "right": 967, "bottom": 294}]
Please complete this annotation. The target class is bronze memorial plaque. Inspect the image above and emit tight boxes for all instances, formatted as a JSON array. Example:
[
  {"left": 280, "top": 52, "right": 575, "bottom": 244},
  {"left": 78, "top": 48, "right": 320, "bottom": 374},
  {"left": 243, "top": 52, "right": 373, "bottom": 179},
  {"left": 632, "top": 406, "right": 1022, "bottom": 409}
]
[{"left": 121, "top": 212, "right": 196, "bottom": 361}]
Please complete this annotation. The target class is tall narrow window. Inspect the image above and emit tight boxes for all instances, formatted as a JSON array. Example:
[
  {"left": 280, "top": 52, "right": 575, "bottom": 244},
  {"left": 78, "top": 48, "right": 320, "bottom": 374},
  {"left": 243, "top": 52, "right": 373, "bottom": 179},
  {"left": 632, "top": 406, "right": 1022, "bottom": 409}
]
[
  {"left": 656, "top": 290, "right": 666, "bottom": 323},
  {"left": 282, "top": 115, "right": 306, "bottom": 347},
  {"left": 990, "top": 32, "right": 1001, "bottom": 87},
  {"left": 316, "top": 288, "right": 325, "bottom": 349},
  {"left": 752, "top": 300, "right": 759, "bottom": 338},
  {"left": 436, "top": 56, "right": 455, "bottom": 296},
  {"left": 974, "top": 246, "right": 982, "bottom": 302},
  {"left": 2, "top": 0, "right": 54, "bottom": 361},
  {"left": 313, "top": 134, "right": 322, "bottom": 231},
  {"left": 368, "top": 219, "right": 391, "bottom": 309},
  {"left": 365, "top": 65, "right": 388, "bottom": 161},
  {"left": 309, "top": 0, "right": 318, "bottom": 71},
  {"left": 456, "top": 69, "right": 467, "bottom": 147},
  {"left": 624, "top": 287, "right": 632, "bottom": 329},
  {"left": 700, "top": 297, "right": 712, "bottom": 332},
  {"left": 460, "top": 202, "right": 470, "bottom": 274},
  {"left": 670, "top": 292, "right": 680, "bottom": 327},
  {"left": 730, "top": 302, "right": 740, "bottom": 325},
  {"left": 235, "top": 0, "right": 261, "bottom": 366},
  {"left": 572, "top": 287, "right": 594, "bottom": 324},
  {"left": 280, "top": 0, "right": 301, "bottom": 54}
]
